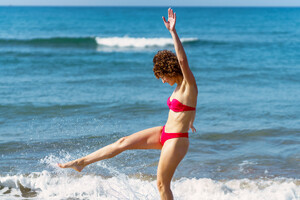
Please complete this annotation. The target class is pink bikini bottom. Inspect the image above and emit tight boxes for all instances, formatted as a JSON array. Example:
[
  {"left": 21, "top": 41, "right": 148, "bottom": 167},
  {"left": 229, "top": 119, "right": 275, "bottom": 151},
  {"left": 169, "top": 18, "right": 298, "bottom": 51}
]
[{"left": 160, "top": 126, "right": 189, "bottom": 146}]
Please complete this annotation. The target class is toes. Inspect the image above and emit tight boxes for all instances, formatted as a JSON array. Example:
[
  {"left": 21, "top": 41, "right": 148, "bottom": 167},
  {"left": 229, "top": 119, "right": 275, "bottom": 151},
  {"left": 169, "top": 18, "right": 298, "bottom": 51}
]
[{"left": 57, "top": 163, "right": 64, "bottom": 168}]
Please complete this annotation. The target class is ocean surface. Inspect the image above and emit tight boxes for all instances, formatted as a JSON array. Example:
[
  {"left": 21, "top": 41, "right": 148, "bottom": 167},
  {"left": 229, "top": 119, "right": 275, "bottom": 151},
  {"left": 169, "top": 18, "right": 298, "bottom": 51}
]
[{"left": 0, "top": 6, "right": 299, "bottom": 199}]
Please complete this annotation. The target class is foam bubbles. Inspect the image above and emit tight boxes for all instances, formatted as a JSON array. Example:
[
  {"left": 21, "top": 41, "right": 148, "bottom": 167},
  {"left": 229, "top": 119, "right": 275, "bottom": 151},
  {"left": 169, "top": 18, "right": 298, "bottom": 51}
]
[
  {"left": 0, "top": 154, "right": 298, "bottom": 199},
  {"left": 173, "top": 178, "right": 300, "bottom": 200},
  {"left": 0, "top": 171, "right": 159, "bottom": 199},
  {"left": 1, "top": 172, "right": 299, "bottom": 200}
]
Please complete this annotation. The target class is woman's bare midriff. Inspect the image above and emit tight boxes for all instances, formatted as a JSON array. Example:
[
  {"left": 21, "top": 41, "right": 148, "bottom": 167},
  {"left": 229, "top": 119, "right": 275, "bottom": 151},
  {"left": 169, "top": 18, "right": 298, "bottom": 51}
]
[{"left": 164, "top": 110, "right": 195, "bottom": 133}]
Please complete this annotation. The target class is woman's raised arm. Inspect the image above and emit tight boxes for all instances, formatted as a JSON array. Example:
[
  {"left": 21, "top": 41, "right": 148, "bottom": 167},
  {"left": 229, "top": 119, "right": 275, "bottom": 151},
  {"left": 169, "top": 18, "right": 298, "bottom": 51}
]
[{"left": 162, "top": 8, "right": 197, "bottom": 86}]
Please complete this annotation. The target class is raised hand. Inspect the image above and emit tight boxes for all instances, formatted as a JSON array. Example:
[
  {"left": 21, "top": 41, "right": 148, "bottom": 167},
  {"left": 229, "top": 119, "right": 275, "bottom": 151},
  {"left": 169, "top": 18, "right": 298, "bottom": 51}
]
[{"left": 162, "top": 8, "right": 176, "bottom": 32}]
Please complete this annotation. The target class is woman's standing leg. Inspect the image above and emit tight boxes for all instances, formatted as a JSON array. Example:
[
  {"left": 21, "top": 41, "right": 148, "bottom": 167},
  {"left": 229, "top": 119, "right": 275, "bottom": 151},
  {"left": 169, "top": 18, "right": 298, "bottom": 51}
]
[
  {"left": 58, "top": 126, "right": 163, "bottom": 172},
  {"left": 156, "top": 138, "right": 189, "bottom": 200}
]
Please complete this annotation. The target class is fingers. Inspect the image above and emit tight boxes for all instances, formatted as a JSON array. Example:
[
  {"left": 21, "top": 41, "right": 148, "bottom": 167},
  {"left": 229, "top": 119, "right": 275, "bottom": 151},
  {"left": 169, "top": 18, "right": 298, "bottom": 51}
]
[
  {"left": 190, "top": 126, "right": 196, "bottom": 133},
  {"left": 168, "top": 8, "right": 175, "bottom": 19}
]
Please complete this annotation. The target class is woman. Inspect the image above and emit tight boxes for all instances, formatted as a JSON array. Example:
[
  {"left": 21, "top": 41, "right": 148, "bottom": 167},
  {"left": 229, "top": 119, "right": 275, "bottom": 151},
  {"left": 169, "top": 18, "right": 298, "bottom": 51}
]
[{"left": 58, "top": 8, "right": 198, "bottom": 200}]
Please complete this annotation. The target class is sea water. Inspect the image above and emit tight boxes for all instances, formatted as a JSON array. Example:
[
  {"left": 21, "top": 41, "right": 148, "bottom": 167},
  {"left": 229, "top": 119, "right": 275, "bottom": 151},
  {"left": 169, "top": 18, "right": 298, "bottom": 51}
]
[{"left": 0, "top": 7, "right": 299, "bottom": 199}]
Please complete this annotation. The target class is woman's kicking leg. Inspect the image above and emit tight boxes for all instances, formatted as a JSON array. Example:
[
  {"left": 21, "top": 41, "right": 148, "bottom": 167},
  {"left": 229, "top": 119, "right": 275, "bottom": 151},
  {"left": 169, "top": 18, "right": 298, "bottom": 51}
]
[
  {"left": 156, "top": 138, "right": 189, "bottom": 200},
  {"left": 58, "top": 126, "right": 163, "bottom": 172}
]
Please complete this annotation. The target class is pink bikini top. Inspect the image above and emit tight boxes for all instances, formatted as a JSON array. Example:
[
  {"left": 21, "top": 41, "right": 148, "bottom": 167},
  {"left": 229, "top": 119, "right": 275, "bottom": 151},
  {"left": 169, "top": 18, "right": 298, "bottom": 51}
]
[{"left": 167, "top": 97, "right": 196, "bottom": 112}]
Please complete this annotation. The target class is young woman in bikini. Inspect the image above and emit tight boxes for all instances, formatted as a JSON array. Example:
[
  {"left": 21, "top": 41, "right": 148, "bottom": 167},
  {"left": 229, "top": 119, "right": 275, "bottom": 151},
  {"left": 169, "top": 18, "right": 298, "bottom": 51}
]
[{"left": 58, "top": 8, "right": 198, "bottom": 200}]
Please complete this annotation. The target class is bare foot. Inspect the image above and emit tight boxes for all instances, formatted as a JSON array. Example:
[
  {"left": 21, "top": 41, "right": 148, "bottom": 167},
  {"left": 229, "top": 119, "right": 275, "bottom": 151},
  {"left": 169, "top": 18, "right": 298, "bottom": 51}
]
[{"left": 57, "top": 159, "right": 85, "bottom": 172}]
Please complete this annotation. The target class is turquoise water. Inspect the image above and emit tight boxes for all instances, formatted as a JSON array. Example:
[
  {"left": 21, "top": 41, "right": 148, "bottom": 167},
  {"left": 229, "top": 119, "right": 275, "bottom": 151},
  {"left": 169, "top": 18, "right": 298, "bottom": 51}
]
[{"left": 0, "top": 7, "right": 299, "bottom": 199}]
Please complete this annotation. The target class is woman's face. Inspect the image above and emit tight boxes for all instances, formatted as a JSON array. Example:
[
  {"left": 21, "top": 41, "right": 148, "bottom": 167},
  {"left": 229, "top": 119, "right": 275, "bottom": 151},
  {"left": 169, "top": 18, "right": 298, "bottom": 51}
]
[{"left": 161, "top": 75, "right": 175, "bottom": 86}]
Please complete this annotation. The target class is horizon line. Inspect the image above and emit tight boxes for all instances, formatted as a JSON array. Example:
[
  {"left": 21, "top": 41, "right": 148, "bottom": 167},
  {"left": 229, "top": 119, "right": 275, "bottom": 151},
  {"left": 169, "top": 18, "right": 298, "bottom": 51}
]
[{"left": 1, "top": 5, "right": 300, "bottom": 8}]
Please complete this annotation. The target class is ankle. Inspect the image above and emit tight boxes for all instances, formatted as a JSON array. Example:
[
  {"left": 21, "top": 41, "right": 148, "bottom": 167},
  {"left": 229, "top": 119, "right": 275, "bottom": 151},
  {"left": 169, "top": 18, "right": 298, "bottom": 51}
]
[{"left": 76, "top": 158, "right": 87, "bottom": 167}]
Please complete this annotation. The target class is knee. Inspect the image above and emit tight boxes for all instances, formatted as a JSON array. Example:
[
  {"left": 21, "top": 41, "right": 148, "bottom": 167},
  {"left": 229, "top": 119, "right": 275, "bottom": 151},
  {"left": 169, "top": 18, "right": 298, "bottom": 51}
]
[
  {"left": 115, "top": 137, "right": 130, "bottom": 150},
  {"left": 157, "top": 177, "right": 170, "bottom": 193}
]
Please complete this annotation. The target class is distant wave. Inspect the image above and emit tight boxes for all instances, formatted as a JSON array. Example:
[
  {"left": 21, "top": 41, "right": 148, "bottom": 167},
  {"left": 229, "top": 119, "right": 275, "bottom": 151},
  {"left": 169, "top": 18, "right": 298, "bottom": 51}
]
[
  {"left": 95, "top": 37, "right": 199, "bottom": 48},
  {"left": 0, "top": 36, "right": 288, "bottom": 50},
  {"left": 0, "top": 36, "right": 199, "bottom": 48}
]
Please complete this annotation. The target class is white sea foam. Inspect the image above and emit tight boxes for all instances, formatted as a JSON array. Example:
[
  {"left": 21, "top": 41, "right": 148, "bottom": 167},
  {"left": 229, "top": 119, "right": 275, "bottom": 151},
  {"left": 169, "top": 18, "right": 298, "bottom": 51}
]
[
  {"left": 0, "top": 171, "right": 299, "bottom": 200},
  {"left": 0, "top": 154, "right": 298, "bottom": 199},
  {"left": 95, "top": 37, "right": 198, "bottom": 48}
]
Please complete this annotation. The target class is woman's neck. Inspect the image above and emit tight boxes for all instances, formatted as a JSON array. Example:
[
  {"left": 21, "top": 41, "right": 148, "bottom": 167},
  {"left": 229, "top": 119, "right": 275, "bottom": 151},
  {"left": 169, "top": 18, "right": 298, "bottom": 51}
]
[
  {"left": 175, "top": 76, "right": 183, "bottom": 86},
  {"left": 174, "top": 76, "right": 183, "bottom": 92}
]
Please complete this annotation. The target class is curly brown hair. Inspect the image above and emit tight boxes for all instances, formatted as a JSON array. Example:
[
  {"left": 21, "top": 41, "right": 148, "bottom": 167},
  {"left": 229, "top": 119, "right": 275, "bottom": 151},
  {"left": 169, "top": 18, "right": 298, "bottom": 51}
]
[{"left": 153, "top": 50, "right": 182, "bottom": 79}]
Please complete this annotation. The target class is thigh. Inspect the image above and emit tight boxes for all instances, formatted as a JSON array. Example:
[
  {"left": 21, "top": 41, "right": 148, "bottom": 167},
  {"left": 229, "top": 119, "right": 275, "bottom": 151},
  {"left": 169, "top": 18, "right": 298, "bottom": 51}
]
[
  {"left": 157, "top": 138, "right": 189, "bottom": 184},
  {"left": 124, "top": 126, "right": 163, "bottom": 150}
]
